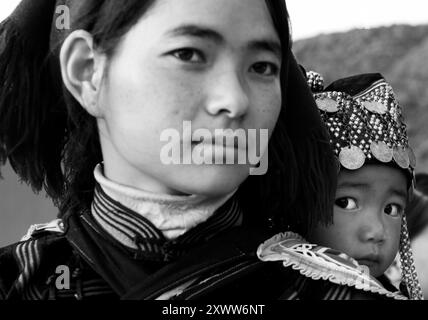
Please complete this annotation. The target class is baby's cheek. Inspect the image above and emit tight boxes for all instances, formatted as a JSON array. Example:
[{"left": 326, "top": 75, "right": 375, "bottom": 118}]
[
  {"left": 318, "top": 216, "right": 358, "bottom": 253},
  {"left": 308, "top": 224, "right": 337, "bottom": 247},
  {"left": 390, "top": 220, "right": 402, "bottom": 251},
  {"left": 334, "top": 230, "right": 357, "bottom": 254}
]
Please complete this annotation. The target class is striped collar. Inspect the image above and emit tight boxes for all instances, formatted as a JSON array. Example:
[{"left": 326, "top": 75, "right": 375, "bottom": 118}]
[
  {"left": 90, "top": 184, "right": 243, "bottom": 262},
  {"left": 93, "top": 163, "right": 237, "bottom": 239}
]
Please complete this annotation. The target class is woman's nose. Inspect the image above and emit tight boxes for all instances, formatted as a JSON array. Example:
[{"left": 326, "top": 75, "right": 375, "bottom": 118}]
[
  {"left": 205, "top": 70, "right": 250, "bottom": 119},
  {"left": 358, "top": 212, "right": 386, "bottom": 244}
]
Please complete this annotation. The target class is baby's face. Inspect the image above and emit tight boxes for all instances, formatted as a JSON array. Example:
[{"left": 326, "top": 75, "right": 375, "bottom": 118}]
[{"left": 309, "top": 164, "right": 408, "bottom": 277}]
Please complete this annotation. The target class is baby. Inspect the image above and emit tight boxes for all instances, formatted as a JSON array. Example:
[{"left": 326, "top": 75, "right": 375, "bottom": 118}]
[{"left": 306, "top": 71, "right": 423, "bottom": 299}]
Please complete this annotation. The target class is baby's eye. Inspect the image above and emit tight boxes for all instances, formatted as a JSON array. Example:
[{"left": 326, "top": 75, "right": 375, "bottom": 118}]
[
  {"left": 250, "top": 62, "right": 279, "bottom": 77},
  {"left": 384, "top": 204, "right": 403, "bottom": 217},
  {"left": 335, "top": 197, "right": 358, "bottom": 210},
  {"left": 171, "top": 48, "right": 205, "bottom": 63}
]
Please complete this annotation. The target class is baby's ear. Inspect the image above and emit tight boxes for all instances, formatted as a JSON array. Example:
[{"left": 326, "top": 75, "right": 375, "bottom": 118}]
[{"left": 59, "top": 30, "right": 107, "bottom": 117}]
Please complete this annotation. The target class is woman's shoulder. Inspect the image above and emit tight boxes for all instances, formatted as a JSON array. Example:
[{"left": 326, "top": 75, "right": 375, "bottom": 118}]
[
  {"left": 0, "top": 219, "right": 73, "bottom": 299},
  {"left": 257, "top": 232, "right": 408, "bottom": 300}
]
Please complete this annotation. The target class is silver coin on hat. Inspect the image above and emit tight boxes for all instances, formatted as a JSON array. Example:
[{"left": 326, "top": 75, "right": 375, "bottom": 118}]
[
  {"left": 362, "top": 101, "right": 388, "bottom": 115},
  {"left": 393, "top": 146, "right": 410, "bottom": 169},
  {"left": 316, "top": 98, "right": 339, "bottom": 113},
  {"left": 370, "top": 141, "right": 393, "bottom": 163},
  {"left": 339, "top": 146, "right": 366, "bottom": 170}
]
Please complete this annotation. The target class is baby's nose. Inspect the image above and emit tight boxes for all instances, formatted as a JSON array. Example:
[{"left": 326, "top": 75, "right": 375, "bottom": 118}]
[{"left": 358, "top": 213, "right": 386, "bottom": 244}]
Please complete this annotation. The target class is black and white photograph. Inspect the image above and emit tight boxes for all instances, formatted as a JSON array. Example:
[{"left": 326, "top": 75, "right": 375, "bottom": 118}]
[{"left": 0, "top": 0, "right": 427, "bottom": 309}]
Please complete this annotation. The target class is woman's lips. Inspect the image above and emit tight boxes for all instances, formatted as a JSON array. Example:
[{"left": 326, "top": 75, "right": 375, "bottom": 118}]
[{"left": 191, "top": 136, "right": 247, "bottom": 150}]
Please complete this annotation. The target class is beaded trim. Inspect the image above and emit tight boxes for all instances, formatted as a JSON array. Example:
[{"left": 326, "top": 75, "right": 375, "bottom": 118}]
[{"left": 399, "top": 215, "right": 424, "bottom": 299}]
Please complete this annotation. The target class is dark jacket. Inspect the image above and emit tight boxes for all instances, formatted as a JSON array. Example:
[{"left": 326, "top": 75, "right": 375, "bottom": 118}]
[{"left": 0, "top": 209, "right": 407, "bottom": 300}]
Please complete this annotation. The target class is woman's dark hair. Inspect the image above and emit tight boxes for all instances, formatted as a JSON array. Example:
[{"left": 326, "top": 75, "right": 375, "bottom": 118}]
[
  {"left": 0, "top": 0, "right": 336, "bottom": 236},
  {"left": 406, "top": 173, "right": 428, "bottom": 239}
]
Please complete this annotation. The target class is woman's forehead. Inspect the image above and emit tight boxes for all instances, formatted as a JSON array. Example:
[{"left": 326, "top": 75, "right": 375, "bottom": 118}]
[{"left": 138, "top": 0, "right": 280, "bottom": 42}]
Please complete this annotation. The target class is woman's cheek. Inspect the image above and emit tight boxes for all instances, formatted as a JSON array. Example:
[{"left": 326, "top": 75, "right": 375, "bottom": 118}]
[{"left": 256, "top": 92, "right": 281, "bottom": 133}]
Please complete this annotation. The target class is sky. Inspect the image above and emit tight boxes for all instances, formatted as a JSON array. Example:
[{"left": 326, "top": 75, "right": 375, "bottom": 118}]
[
  {"left": 0, "top": 0, "right": 428, "bottom": 40},
  {"left": 287, "top": 0, "right": 428, "bottom": 39}
]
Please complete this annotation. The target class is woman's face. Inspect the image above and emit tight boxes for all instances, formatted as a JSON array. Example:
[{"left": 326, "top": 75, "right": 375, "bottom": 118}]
[{"left": 97, "top": 0, "right": 282, "bottom": 196}]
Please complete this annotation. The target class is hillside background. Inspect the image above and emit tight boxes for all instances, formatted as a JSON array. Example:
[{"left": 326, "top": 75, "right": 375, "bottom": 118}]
[{"left": 1, "top": 24, "right": 428, "bottom": 247}]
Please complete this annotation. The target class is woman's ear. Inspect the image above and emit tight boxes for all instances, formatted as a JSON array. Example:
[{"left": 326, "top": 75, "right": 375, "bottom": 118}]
[{"left": 60, "top": 30, "right": 107, "bottom": 117}]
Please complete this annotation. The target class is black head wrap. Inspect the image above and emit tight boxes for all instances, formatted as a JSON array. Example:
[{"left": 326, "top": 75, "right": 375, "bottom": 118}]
[
  {"left": 0, "top": 0, "right": 64, "bottom": 197},
  {"left": 0, "top": 0, "right": 337, "bottom": 231}
]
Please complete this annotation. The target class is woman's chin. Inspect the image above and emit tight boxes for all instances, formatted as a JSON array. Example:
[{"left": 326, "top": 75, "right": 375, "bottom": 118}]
[{"left": 169, "top": 164, "right": 250, "bottom": 197}]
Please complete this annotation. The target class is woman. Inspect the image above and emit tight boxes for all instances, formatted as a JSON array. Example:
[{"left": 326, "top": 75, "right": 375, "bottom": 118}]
[{"left": 0, "top": 0, "right": 392, "bottom": 300}]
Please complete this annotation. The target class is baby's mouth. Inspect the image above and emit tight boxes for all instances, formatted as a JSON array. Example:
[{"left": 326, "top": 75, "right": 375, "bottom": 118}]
[{"left": 356, "top": 254, "right": 380, "bottom": 267}]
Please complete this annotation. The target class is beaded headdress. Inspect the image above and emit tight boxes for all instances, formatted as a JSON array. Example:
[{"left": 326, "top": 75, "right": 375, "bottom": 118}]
[
  {"left": 306, "top": 70, "right": 424, "bottom": 300},
  {"left": 307, "top": 71, "right": 416, "bottom": 177}
]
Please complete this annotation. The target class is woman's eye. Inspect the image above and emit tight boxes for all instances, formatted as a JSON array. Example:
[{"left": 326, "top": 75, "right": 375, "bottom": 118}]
[
  {"left": 335, "top": 197, "right": 358, "bottom": 210},
  {"left": 250, "top": 62, "right": 279, "bottom": 76},
  {"left": 384, "top": 204, "right": 403, "bottom": 217},
  {"left": 171, "top": 48, "right": 205, "bottom": 63}
]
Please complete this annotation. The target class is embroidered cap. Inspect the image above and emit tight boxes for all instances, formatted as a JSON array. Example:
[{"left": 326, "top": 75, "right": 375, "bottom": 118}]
[{"left": 306, "top": 71, "right": 416, "bottom": 179}]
